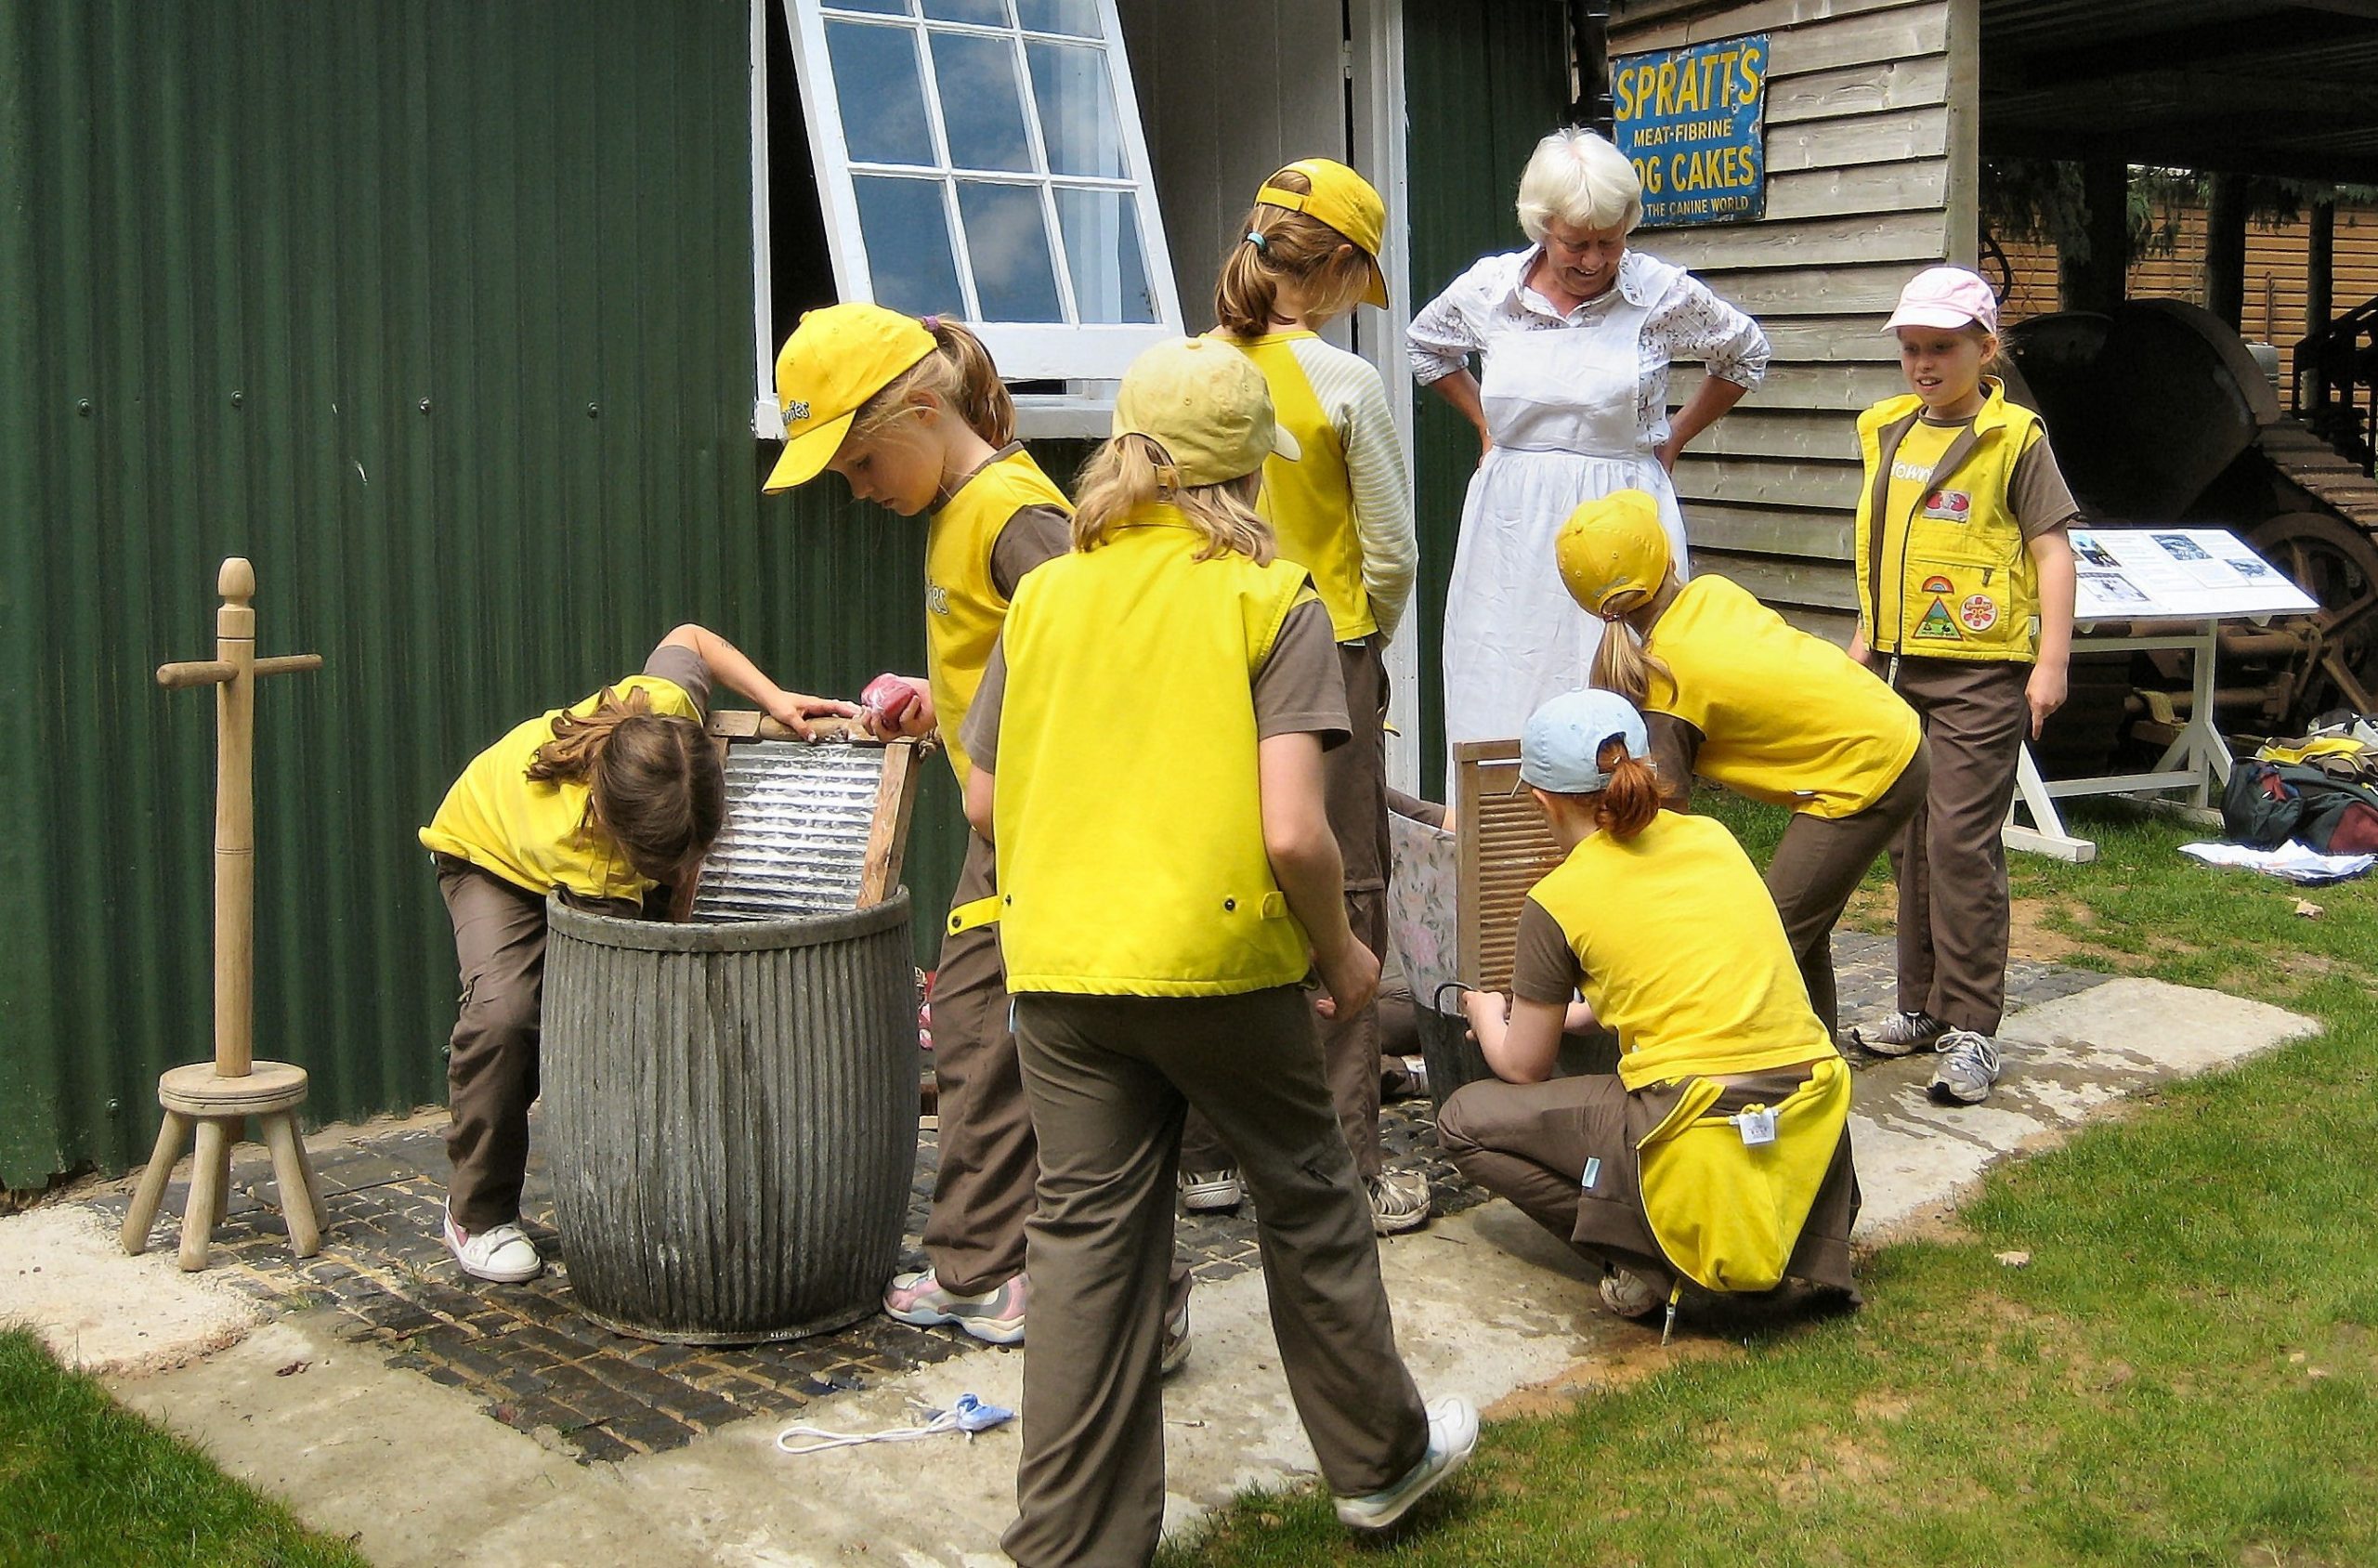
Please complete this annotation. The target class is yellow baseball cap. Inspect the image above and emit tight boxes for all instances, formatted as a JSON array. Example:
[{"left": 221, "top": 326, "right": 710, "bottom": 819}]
[
  {"left": 1554, "top": 490, "right": 1671, "bottom": 618},
  {"left": 1113, "top": 337, "right": 1300, "bottom": 487},
  {"left": 1257, "top": 158, "right": 1389, "bottom": 308},
  {"left": 764, "top": 303, "right": 936, "bottom": 492}
]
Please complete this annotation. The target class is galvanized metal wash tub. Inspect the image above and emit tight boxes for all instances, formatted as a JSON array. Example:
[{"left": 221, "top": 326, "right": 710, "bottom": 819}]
[{"left": 539, "top": 891, "right": 915, "bottom": 1343}]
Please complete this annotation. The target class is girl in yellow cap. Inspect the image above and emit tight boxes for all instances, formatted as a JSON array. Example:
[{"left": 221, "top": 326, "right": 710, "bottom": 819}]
[
  {"left": 1559, "top": 489, "right": 1928, "bottom": 1042},
  {"left": 960, "top": 335, "right": 1472, "bottom": 1562},
  {"left": 1200, "top": 158, "right": 1425, "bottom": 1235},
  {"left": 764, "top": 302, "right": 1075, "bottom": 1347},
  {"left": 1446, "top": 690, "right": 1859, "bottom": 1335},
  {"left": 419, "top": 626, "right": 850, "bottom": 1283}
]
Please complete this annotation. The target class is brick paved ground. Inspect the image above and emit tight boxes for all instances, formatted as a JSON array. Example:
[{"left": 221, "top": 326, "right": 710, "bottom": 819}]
[{"left": 96, "top": 933, "right": 2106, "bottom": 1464}]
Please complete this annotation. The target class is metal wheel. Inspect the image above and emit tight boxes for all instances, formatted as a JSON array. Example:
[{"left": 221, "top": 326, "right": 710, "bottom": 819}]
[{"left": 2248, "top": 510, "right": 2378, "bottom": 723}]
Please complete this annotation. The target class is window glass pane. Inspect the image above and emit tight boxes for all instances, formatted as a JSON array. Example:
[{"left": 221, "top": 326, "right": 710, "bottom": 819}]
[
  {"left": 1026, "top": 41, "right": 1125, "bottom": 179},
  {"left": 920, "top": 0, "right": 1006, "bottom": 21},
  {"left": 826, "top": 22, "right": 936, "bottom": 167},
  {"left": 956, "top": 181, "right": 1064, "bottom": 322},
  {"left": 1014, "top": 0, "right": 1100, "bottom": 36},
  {"left": 826, "top": 0, "right": 913, "bottom": 13},
  {"left": 929, "top": 32, "right": 1033, "bottom": 173},
  {"left": 1054, "top": 187, "right": 1156, "bottom": 323},
  {"left": 853, "top": 176, "right": 966, "bottom": 316}
]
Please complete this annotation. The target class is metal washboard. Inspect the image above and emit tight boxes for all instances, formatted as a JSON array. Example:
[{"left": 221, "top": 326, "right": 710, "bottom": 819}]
[{"left": 688, "top": 713, "right": 927, "bottom": 919}]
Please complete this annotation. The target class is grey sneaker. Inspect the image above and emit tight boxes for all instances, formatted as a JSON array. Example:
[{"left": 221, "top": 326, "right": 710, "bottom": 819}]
[
  {"left": 1598, "top": 1265, "right": 1663, "bottom": 1320},
  {"left": 882, "top": 1269, "right": 1028, "bottom": 1344},
  {"left": 1333, "top": 1395, "right": 1479, "bottom": 1531},
  {"left": 1368, "top": 1169, "right": 1432, "bottom": 1235},
  {"left": 1180, "top": 1168, "right": 1244, "bottom": 1212},
  {"left": 1928, "top": 1030, "right": 2003, "bottom": 1104},
  {"left": 1848, "top": 1010, "right": 1948, "bottom": 1058}
]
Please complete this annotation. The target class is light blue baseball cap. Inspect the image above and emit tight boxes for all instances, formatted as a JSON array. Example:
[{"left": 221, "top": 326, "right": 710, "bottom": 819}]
[{"left": 1521, "top": 689, "right": 1650, "bottom": 794}]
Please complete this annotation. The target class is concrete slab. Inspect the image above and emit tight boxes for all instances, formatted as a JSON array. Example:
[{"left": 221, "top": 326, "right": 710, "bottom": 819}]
[
  {"left": 0, "top": 1201, "right": 264, "bottom": 1376},
  {"left": 3, "top": 968, "right": 2319, "bottom": 1566}
]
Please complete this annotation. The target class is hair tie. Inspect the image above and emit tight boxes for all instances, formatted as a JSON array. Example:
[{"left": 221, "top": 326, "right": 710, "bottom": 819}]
[
  {"left": 1243, "top": 230, "right": 1267, "bottom": 252},
  {"left": 921, "top": 314, "right": 942, "bottom": 332}
]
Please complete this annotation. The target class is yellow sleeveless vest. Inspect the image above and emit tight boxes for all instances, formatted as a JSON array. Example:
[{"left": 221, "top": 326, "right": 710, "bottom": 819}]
[
  {"left": 1221, "top": 332, "right": 1375, "bottom": 641},
  {"left": 925, "top": 447, "right": 1072, "bottom": 785},
  {"left": 1636, "top": 1057, "right": 1851, "bottom": 1294},
  {"left": 992, "top": 508, "right": 1313, "bottom": 996},
  {"left": 1855, "top": 379, "right": 2045, "bottom": 662}
]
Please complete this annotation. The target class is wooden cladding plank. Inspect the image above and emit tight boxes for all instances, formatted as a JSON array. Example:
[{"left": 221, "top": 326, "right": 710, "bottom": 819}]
[
  {"left": 1764, "top": 158, "right": 1948, "bottom": 222},
  {"left": 1752, "top": 313, "right": 1901, "bottom": 362},
  {"left": 1609, "top": 0, "right": 1923, "bottom": 55},
  {"left": 1674, "top": 359, "right": 1908, "bottom": 410},
  {"left": 1763, "top": 4, "right": 1947, "bottom": 80},
  {"left": 1636, "top": 208, "right": 1945, "bottom": 272},
  {"left": 1762, "top": 53, "right": 1950, "bottom": 127},
  {"left": 1765, "top": 105, "right": 1948, "bottom": 174},
  {"left": 1700, "top": 549, "right": 1862, "bottom": 610},
  {"left": 1692, "top": 260, "right": 1924, "bottom": 318},
  {"left": 1780, "top": 605, "right": 1859, "bottom": 645},
  {"left": 1686, "top": 499, "right": 1855, "bottom": 560},
  {"left": 1685, "top": 406, "right": 1867, "bottom": 460},
  {"left": 1673, "top": 454, "right": 1863, "bottom": 510}
]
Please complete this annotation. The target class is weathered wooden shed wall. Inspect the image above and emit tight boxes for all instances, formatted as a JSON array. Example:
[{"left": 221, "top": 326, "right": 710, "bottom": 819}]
[{"left": 1608, "top": 0, "right": 1974, "bottom": 639}]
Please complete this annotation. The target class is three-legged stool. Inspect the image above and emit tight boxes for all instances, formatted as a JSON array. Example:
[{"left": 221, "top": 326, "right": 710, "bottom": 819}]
[{"left": 120, "top": 1060, "right": 328, "bottom": 1272}]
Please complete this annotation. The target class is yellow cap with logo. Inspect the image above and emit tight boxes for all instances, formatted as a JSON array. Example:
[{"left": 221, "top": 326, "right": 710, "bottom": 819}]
[
  {"left": 1555, "top": 489, "right": 1671, "bottom": 618},
  {"left": 764, "top": 303, "right": 936, "bottom": 492},
  {"left": 1113, "top": 336, "right": 1300, "bottom": 488},
  {"left": 1257, "top": 158, "right": 1390, "bottom": 308}
]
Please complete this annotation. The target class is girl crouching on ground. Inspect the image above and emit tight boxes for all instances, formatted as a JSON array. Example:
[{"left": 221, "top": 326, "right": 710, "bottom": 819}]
[{"left": 1445, "top": 690, "right": 1859, "bottom": 1332}]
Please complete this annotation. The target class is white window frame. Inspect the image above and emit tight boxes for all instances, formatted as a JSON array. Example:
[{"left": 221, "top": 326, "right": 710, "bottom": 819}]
[{"left": 756, "top": 0, "right": 1182, "bottom": 431}]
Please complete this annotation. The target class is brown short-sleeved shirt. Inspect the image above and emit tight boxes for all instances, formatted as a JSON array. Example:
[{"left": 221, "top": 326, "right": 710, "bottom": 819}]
[
  {"left": 643, "top": 644, "right": 713, "bottom": 716},
  {"left": 988, "top": 503, "right": 1073, "bottom": 597},
  {"left": 960, "top": 595, "right": 1348, "bottom": 773},
  {"left": 1510, "top": 897, "right": 1585, "bottom": 1005}
]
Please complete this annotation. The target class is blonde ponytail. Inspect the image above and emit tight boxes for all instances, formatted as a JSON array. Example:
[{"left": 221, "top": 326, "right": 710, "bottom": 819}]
[
  {"left": 848, "top": 317, "right": 1016, "bottom": 448},
  {"left": 1588, "top": 586, "right": 1675, "bottom": 708},
  {"left": 1071, "top": 434, "right": 1275, "bottom": 564}
]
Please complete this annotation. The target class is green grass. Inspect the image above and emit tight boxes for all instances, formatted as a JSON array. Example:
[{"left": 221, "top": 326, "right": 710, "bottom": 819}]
[
  {"left": 1169, "top": 799, "right": 2378, "bottom": 1568},
  {"left": 0, "top": 1327, "right": 369, "bottom": 1568}
]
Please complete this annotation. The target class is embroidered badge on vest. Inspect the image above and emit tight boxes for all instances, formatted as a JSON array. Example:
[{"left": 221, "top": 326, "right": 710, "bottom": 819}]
[
  {"left": 1959, "top": 595, "right": 2000, "bottom": 633},
  {"left": 1921, "top": 489, "right": 1972, "bottom": 521},
  {"left": 1914, "top": 597, "right": 1963, "bottom": 640}
]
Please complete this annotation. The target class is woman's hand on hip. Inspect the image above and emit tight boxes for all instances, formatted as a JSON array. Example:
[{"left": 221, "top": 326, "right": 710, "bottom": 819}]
[{"left": 1653, "top": 434, "right": 1683, "bottom": 474}]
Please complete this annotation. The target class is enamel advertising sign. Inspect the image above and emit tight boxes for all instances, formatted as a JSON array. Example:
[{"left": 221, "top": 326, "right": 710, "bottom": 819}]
[{"left": 1611, "top": 34, "right": 1769, "bottom": 228}]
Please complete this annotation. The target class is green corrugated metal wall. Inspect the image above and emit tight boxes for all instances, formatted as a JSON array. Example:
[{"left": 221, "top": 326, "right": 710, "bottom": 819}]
[
  {"left": 0, "top": 0, "right": 976, "bottom": 1186},
  {"left": 1403, "top": 1, "right": 1574, "bottom": 798}
]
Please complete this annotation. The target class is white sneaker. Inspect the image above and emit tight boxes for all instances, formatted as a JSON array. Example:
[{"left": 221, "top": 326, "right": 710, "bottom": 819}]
[
  {"left": 1367, "top": 1169, "right": 1432, "bottom": 1235},
  {"left": 1179, "top": 1168, "right": 1244, "bottom": 1212},
  {"left": 1928, "top": 1030, "right": 2004, "bottom": 1104},
  {"left": 1334, "top": 1396, "right": 1479, "bottom": 1531},
  {"left": 443, "top": 1203, "right": 542, "bottom": 1283}
]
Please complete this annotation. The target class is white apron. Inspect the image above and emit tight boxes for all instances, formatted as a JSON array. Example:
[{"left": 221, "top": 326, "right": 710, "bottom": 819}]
[{"left": 1441, "top": 301, "right": 1691, "bottom": 753}]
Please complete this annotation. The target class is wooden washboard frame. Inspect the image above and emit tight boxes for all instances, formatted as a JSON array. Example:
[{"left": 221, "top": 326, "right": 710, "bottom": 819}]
[{"left": 1452, "top": 739, "right": 1568, "bottom": 995}]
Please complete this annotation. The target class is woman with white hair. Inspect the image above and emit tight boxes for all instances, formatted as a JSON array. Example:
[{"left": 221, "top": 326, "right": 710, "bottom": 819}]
[{"left": 1409, "top": 126, "right": 1770, "bottom": 750}]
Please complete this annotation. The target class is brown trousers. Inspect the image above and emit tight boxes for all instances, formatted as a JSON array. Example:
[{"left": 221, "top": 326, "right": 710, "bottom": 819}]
[
  {"left": 1003, "top": 986, "right": 1429, "bottom": 1568},
  {"left": 1182, "top": 638, "right": 1391, "bottom": 1184},
  {"left": 434, "top": 857, "right": 635, "bottom": 1233},
  {"left": 1437, "top": 1065, "right": 1860, "bottom": 1301},
  {"left": 1764, "top": 740, "right": 1932, "bottom": 1039},
  {"left": 1887, "top": 658, "right": 2032, "bottom": 1035},
  {"left": 923, "top": 830, "right": 1038, "bottom": 1295}
]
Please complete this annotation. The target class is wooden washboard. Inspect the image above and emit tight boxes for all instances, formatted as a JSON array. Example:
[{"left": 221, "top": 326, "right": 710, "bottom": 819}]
[
  {"left": 686, "top": 713, "right": 928, "bottom": 919},
  {"left": 1452, "top": 739, "right": 1567, "bottom": 994}
]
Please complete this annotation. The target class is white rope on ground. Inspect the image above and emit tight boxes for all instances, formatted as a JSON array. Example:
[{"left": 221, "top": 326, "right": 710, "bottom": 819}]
[{"left": 776, "top": 1392, "right": 1014, "bottom": 1455}]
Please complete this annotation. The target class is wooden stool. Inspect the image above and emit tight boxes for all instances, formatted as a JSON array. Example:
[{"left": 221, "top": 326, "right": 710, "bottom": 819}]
[{"left": 121, "top": 1060, "right": 327, "bottom": 1272}]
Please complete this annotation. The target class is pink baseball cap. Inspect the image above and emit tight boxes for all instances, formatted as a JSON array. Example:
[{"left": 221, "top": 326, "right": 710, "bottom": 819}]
[{"left": 1885, "top": 266, "right": 1998, "bottom": 335}]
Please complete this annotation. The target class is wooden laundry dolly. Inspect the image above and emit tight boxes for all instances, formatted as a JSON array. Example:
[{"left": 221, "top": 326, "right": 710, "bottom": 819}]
[{"left": 121, "top": 558, "right": 328, "bottom": 1271}]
